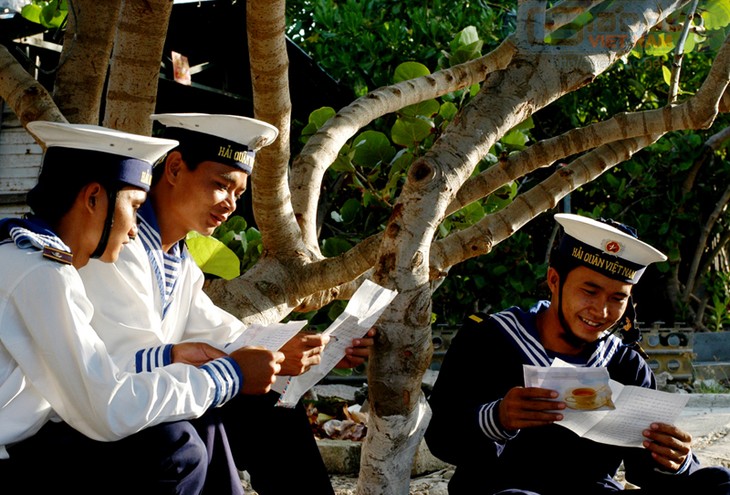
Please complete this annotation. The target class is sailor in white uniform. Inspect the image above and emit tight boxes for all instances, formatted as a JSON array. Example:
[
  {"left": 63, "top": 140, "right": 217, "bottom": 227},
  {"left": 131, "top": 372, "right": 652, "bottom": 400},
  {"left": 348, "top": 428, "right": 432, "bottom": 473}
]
[
  {"left": 80, "top": 113, "right": 349, "bottom": 495},
  {"left": 0, "top": 121, "right": 283, "bottom": 494}
]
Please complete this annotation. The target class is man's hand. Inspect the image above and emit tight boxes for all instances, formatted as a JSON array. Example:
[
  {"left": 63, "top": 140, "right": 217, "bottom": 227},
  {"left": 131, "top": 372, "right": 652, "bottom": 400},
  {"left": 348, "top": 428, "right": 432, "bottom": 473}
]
[
  {"left": 498, "top": 386, "right": 565, "bottom": 431},
  {"left": 278, "top": 331, "right": 330, "bottom": 376},
  {"left": 171, "top": 342, "right": 227, "bottom": 366},
  {"left": 229, "top": 346, "right": 285, "bottom": 395},
  {"left": 642, "top": 422, "right": 692, "bottom": 471},
  {"left": 336, "top": 327, "right": 376, "bottom": 369}
]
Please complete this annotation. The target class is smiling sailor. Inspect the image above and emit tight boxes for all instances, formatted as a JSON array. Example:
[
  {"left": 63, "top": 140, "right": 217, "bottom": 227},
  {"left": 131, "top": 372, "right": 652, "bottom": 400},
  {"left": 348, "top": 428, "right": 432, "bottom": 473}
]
[{"left": 426, "top": 213, "right": 730, "bottom": 495}]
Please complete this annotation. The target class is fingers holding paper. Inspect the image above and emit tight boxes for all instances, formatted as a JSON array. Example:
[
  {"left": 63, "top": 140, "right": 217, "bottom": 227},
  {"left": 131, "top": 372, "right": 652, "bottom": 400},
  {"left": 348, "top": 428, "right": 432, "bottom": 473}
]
[
  {"left": 498, "top": 386, "right": 566, "bottom": 431},
  {"left": 278, "top": 331, "right": 330, "bottom": 376},
  {"left": 336, "top": 327, "right": 376, "bottom": 369},
  {"left": 642, "top": 422, "right": 693, "bottom": 472},
  {"left": 229, "top": 346, "right": 285, "bottom": 395}
]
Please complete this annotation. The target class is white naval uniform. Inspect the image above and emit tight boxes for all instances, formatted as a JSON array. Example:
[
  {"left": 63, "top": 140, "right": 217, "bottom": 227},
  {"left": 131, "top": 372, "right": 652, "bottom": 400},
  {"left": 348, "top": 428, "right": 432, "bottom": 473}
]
[
  {"left": 80, "top": 233, "right": 245, "bottom": 373},
  {"left": 0, "top": 243, "right": 240, "bottom": 459}
]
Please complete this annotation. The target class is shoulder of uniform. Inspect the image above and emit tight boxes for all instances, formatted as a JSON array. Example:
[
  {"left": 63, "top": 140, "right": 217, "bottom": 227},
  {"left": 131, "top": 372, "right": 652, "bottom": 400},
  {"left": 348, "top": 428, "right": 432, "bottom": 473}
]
[
  {"left": 42, "top": 245, "right": 74, "bottom": 265},
  {"left": 467, "top": 313, "right": 484, "bottom": 323},
  {"left": 464, "top": 312, "right": 492, "bottom": 329}
]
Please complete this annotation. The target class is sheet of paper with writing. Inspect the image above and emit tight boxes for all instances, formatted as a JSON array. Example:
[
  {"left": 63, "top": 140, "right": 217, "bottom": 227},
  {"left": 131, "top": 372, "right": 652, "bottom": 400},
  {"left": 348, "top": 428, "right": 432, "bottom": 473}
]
[
  {"left": 226, "top": 320, "right": 308, "bottom": 352},
  {"left": 275, "top": 279, "right": 398, "bottom": 408},
  {"left": 523, "top": 359, "right": 689, "bottom": 447}
]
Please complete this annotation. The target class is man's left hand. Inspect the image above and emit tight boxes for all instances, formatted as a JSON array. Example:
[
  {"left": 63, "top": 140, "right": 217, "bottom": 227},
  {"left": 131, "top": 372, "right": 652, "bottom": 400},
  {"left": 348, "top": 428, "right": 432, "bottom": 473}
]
[
  {"left": 336, "top": 327, "right": 376, "bottom": 369},
  {"left": 171, "top": 342, "right": 227, "bottom": 366},
  {"left": 642, "top": 422, "right": 692, "bottom": 472}
]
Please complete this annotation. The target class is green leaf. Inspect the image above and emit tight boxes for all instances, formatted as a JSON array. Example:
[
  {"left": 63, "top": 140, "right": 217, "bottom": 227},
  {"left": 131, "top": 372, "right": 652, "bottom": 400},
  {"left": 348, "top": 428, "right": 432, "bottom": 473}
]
[
  {"left": 352, "top": 130, "right": 396, "bottom": 168},
  {"left": 21, "top": 3, "right": 43, "bottom": 24},
  {"left": 214, "top": 215, "right": 247, "bottom": 238},
  {"left": 186, "top": 232, "right": 241, "bottom": 280},
  {"left": 309, "top": 106, "right": 336, "bottom": 127},
  {"left": 339, "top": 198, "right": 362, "bottom": 224},
  {"left": 331, "top": 146, "right": 356, "bottom": 173},
  {"left": 40, "top": 0, "right": 66, "bottom": 28},
  {"left": 322, "top": 237, "right": 353, "bottom": 257},
  {"left": 661, "top": 65, "right": 672, "bottom": 87},
  {"left": 401, "top": 98, "right": 440, "bottom": 118},
  {"left": 449, "top": 39, "right": 483, "bottom": 65},
  {"left": 393, "top": 61, "right": 430, "bottom": 83},
  {"left": 300, "top": 107, "right": 336, "bottom": 143},
  {"left": 448, "top": 201, "right": 485, "bottom": 227},
  {"left": 391, "top": 116, "right": 433, "bottom": 146},
  {"left": 245, "top": 228, "right": 261, "bottom": 243},
  {"left": 484, "top": 182, "right": 517, "bottom": 213},
  {"left": 500, "top": 129, "right": 529, "bottom": 150},
  {"left": 438, "top": 101, "right": 458, "bottom": 121},
  {"left": 491, "top": 265, "right": 508, "bottom": 276},
  {"left": 450, "top": 26, "right": 479, "bottom": 52},
  {"left": 703, "top": 0, "right": 730, "bottom": 30}
]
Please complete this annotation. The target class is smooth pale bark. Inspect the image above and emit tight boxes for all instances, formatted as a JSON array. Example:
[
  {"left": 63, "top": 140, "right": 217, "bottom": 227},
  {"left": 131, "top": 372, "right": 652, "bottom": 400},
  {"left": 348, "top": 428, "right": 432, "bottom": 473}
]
[
  {"left": 0, "top": 45, "right": 66, "bottom": 126},
  {"left": 52, "top": 0, "right": 122, "bottom": 124},
  {"left": 103, "top": 0, "right": 173, "bottom": 134},
  {"left": 246, "top": 0, "right": 303, "bottom": 253}
]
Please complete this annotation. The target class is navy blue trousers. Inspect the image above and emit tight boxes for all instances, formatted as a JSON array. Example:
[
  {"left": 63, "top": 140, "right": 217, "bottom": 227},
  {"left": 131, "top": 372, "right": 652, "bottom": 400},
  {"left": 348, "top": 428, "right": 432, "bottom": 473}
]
[
  {"left": 489, "top": 466, "right": 730, "bottom": 495},
  {"left": 0, "top": 392, "right": 333, "bottom": 495},
  {"left": 0, "top": 418, "right": 208, "bottom": 494}
]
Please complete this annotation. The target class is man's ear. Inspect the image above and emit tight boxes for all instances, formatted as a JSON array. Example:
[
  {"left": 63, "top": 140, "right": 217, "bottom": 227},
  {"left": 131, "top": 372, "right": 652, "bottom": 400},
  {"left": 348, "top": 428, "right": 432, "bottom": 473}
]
[
  {"left": 546, "top": 266, "right": 561, "bottom": 295},
  {"left": 164, "top": 151, "right": 185, "bottom": 184},
  {"left": 81, "top": 182, "right": 104, "bottom": 214}
]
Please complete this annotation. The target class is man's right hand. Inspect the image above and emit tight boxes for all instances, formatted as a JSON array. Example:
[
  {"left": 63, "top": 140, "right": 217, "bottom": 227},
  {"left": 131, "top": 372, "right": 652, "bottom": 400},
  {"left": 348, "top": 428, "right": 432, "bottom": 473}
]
[
  {"left": 229, "top": 346, "right": 285, "bottom": 395},
  {"left": 498, "top": 386, "right": 565, "bottom": 431},
  {"left": 278, "top": 331, "right": 330, "bottom": 376}
]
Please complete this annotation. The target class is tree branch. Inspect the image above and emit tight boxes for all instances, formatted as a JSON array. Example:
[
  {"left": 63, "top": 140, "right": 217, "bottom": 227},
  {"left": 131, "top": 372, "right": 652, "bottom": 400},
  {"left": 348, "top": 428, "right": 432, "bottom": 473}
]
[
  {"left": 431, "top": 135, "right": 660, "bottom": 272},
  {"left": 449, "top": 32, "right": 730, "bottom": 214},
  {"left": 0, "top": 45, "right": 66, "bottom": 127},
  {"left": 103, "top": 0, "right": 173, "bottom": 134},
  {"left": 53, "top": 0, "right": 122, "bottom": 124},
  {"left": 682, "top": 183, "right": 730, "bottom": 300},
  {"left": 247, "top": 0, "right": 305, "bottom": 255}
]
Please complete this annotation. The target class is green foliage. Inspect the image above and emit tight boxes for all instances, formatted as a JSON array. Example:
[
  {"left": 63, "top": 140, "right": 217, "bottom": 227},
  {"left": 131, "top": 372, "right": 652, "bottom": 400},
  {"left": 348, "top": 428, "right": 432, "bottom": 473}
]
[
  {"left": 703, "top": 272, "right": 730, "bottom": 332},
  {"left": 20, "top": 0, "right": 67, "bottom": 29},
  {"left": 283, "top": 13, "right": 546, "bottom": 326},
  {"left": 286, "top": 0, "right": 516, "bottom": 96},
  {"left": 433, "top": 231, "right": 549, "bottom": 325},
  {"left": 203, "top": 215, "right": 264, "bottom": 273},
  {"left": 702, "top": 0, "right": 730, "bottom": 31},
  {"left": 204, "top": 0, "right": 729, "bottom": 331},
  {"left": 186, "top": 231, "right": 241, "bottom": 280},
  {"left": 533, "top": 1, "right": 730, "bottom": 326}
]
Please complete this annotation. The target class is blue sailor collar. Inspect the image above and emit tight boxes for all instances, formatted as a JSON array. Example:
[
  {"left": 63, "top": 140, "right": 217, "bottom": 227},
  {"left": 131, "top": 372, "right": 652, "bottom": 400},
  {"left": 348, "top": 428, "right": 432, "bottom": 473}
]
[
  {"left": 136, "top": 201, "right": 187, "bottom": 318},
  {"left": 136, "top": 201, "right": 186, "bottom": 256},
  {"left": 490, "top": 300, "right": 622, "bottom": 368},
  {"left": 0, "top": 216, "right": 73, "bottom": 264}
]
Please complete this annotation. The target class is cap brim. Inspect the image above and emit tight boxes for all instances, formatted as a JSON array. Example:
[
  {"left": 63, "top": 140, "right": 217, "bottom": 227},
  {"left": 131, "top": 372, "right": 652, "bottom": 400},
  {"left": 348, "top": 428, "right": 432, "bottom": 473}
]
[
  {"left": 555, "top": 213, "right": 667, "bottom": 265},
  {"left": 28, "top": 121, "right": 179, "bottom": 164},
  {"left": 150, "top": 113, "right": 279, "bottom": 149}
]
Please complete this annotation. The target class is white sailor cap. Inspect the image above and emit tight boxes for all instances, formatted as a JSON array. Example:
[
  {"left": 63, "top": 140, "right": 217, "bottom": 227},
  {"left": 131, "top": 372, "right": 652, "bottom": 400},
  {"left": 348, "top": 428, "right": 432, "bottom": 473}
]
[
  {"left": 554, "top": 213, "right": 667, "bottom": 284},
  {"left": 150, "top": 113, "right": 279, "bottom": 174},
  {"left": 27, "top": 121, "right": 178, "bottom": 192}
]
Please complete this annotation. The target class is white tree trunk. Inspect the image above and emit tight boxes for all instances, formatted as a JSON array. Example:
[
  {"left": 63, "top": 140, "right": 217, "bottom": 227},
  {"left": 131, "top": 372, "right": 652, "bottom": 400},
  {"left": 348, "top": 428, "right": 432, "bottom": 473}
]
[{"left": 52, "top": 0, "right": 122, "bottom": 124}]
